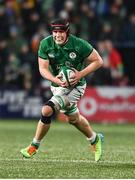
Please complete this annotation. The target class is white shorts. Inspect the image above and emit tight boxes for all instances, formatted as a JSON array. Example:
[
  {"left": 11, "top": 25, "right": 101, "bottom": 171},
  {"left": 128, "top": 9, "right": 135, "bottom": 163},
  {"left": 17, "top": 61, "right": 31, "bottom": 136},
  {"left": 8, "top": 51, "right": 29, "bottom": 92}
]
[{"left": 51, "top": 84, "right": 86, "bottom": 115}]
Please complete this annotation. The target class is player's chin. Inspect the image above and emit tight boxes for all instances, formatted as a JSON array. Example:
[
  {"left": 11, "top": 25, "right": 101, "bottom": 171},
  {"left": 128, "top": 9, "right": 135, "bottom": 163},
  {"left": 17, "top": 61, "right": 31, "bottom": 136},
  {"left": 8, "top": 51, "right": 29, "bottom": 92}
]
[
  {"left": 54, "top": 39, "right": 65, "bottom": 45},
  {"left": 56, "top": 41, "right": 64, "bottom": 45}
]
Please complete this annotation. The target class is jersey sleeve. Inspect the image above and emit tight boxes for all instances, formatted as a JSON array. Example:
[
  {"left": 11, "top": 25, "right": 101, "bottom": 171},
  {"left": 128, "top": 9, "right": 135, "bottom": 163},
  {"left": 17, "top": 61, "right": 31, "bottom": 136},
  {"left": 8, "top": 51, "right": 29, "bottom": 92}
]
[
  {"left": 38, "top": 40, "right": 48, "bottom": 60},
  {"left": 79, "top": 39, "right": 93, "bottom": 59}
]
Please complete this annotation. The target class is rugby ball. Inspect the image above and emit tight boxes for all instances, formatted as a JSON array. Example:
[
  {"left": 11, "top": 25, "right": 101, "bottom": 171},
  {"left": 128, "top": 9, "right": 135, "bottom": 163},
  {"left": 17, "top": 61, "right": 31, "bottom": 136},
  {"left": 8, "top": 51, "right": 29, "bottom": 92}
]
[{"left": 59, "top": 66, "right": 76, "bottom": 86}]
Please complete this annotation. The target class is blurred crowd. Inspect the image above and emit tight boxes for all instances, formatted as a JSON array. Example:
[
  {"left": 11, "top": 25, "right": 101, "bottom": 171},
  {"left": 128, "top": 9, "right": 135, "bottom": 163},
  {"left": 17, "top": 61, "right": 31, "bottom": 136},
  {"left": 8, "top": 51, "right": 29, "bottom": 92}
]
[{"left": 0, "top": 0, "right": 135, "bottom": 97}]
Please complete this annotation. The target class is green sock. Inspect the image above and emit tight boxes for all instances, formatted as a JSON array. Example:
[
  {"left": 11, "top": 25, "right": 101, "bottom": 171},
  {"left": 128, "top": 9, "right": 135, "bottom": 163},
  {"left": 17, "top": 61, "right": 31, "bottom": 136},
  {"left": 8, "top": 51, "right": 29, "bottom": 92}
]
[
  {"left": 91, "top": 135, "right": 99, "bottom": 145},
  {"left": 31, "top": 138, "right": 40, "bottom": 149},
  {"left": 31, "top": 142, "right": 40, "bottom": 149}
]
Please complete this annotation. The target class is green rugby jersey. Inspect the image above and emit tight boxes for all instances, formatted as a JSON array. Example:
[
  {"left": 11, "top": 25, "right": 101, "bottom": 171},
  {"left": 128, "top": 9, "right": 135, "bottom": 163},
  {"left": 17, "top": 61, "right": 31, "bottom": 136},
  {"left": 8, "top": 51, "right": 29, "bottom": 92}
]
[{"left": 38, "top": 34, "right": 93, "bottom": 87}]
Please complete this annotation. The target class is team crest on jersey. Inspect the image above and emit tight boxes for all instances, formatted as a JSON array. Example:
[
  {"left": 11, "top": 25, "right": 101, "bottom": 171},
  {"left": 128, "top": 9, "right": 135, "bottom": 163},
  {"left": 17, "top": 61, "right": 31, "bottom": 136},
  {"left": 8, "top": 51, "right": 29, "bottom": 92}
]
[{"left": 69, "top": 52, "right": 76, "bottom": 59}]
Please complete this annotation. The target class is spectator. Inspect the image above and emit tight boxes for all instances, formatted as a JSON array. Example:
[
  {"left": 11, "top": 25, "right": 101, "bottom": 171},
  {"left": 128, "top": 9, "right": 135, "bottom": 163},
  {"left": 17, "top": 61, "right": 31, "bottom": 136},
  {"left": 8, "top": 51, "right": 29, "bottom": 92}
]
[
  {"left": 88, "top": 39, "right": 128, "bottom": 86},
  {"left": 99, "top": 22, "right": 114, "bottom": 41},
  {"left": 4, "top": 53, "right": 22, "bottom": 89},
  {"left": 31, "top": 24, "right": 49, "bottom": 54},
  {"left": 79, "top": 2, "right": 101, "bottom": 41},
  {"left": 8, "top": 25, "right": 27, "bottom": 55},
  {"left": 104, "top": 39, "right": 127, "bottom": 85},
  {"left": 19, "top": 43, "right": 37, "bottom": 92},
  {"left": 0, "top": 5, "right": 9, "bottom": 38},
  {"left": 121, "top": 13, "right": 135, "bottom": 42},
  {"left": 0, "top": 38, "right": 9, "bottom": 86},
  {"left": 87, "top": 40, "right": 113, "bottom": 85}
]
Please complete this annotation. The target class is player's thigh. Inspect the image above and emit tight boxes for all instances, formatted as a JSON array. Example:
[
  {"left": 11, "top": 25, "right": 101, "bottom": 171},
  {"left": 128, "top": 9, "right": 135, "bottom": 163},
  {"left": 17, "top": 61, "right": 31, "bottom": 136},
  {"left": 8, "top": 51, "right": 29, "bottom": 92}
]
[
  {"left": 64, "top": 84, "right": 86, "bottom": 115},
  {"left": 50, "top": 84, "right": 86, "bottom": 114},
  {"left": 67, "top": 84, "right": 86, "bottom": 103},
  {"left": 51, "top": 86, "right": 70, "bottom": 96}
]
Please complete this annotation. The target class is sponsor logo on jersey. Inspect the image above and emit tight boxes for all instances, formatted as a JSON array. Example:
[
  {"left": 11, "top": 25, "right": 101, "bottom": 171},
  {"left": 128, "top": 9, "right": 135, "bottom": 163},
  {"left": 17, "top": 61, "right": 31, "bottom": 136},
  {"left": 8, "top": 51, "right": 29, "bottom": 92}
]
[
  {"left": 69, "top": 52, "right": 76, "bottom": 59},
  {"left": 48, "top": 53, "right": 55, "bottom": 58}
]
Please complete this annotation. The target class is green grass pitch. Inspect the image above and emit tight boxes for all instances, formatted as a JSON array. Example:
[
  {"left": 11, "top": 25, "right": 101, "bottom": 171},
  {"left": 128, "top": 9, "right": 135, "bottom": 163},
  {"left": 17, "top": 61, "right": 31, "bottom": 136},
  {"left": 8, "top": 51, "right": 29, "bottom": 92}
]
[{"left": 0, "top": 119, "right": 135, "bottom": 178}]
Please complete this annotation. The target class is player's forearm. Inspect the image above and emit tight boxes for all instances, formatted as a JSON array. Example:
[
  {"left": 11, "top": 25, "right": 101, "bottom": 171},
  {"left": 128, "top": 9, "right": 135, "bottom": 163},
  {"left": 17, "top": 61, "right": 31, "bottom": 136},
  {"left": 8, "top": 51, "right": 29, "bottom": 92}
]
[
  {"left": 80, "top": 59, "right": 103, "bottom": 78},
  {"left": 39, "top": 68, "right": 56, "bottom": 83},
  {"left": 80, "top": 49, "right": 103, "bottom": 78},
  {"left": 39, "top": 68, "right": 67, "bottom": 87}
]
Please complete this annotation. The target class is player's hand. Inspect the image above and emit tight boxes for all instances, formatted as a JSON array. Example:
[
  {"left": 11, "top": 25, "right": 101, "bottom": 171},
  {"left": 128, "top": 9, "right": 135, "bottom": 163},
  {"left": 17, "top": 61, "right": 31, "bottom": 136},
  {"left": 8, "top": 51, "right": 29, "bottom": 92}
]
[
  {"left": 69, "top": 69, "right": 82, "bottom": 86},
  {"left": 54, "top": 74, "right": 68, "bottom": 87}
]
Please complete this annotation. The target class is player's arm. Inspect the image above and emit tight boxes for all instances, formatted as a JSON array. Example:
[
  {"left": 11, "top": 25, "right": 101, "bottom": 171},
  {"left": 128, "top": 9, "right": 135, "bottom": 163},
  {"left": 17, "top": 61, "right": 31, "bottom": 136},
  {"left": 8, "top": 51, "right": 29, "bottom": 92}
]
[
  {"left": 38, "top": 57, "right": 67, "bottom": 87},
  {"left": 80, "top": 48, "right": 103, "bottom": 77},
  {"left": 70, "top": 49, "right": 103, "bottom": 86}
]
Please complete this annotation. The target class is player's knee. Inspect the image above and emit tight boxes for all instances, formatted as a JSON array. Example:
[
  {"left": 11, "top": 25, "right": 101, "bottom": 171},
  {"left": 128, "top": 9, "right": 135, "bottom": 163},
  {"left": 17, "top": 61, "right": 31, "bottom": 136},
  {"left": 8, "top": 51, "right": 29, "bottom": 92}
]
[
  {"left": 41, "top": 101, "right": 56, "bottom": 124},
  {"left": 41, "top": 105, "right": 53, "bottom": 117}
]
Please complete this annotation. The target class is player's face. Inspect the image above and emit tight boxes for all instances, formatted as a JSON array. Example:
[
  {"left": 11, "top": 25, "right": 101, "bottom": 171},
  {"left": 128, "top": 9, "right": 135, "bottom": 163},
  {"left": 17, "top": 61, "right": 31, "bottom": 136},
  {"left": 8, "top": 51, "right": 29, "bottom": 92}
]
[{"left": 52, "top": 30, "right": 67, "bottom": 45}]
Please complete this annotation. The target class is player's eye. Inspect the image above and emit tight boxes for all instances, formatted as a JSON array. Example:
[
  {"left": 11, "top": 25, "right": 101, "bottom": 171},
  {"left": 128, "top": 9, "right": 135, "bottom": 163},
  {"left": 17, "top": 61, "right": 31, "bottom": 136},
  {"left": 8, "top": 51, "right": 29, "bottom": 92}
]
[{"left": 53, "top": 30, "right": 65, "bottom": 33}]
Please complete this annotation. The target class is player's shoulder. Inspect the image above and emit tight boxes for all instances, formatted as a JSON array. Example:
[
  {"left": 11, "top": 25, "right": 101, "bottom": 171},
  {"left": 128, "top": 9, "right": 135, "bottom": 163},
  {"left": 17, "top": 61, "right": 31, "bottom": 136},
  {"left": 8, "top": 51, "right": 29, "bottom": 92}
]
[
  {"left": 69, "top": 34, "right": 81, "bottom": 42},
  {"left": 69, "top": 34, "right": 93, "bottom": 52},
  {"left": 39, "top": 35, "right": 54, "bottom": 52},
  {"left": 69, "top": 34, "right": 92, "bottom": 46}
]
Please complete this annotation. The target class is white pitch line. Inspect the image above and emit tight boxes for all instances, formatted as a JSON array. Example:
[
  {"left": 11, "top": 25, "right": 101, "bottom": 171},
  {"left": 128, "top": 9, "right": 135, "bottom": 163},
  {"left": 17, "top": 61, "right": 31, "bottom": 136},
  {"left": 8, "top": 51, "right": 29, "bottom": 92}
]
[{"left": 0, "top": 158, "right": 135, "bottom": 165}]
